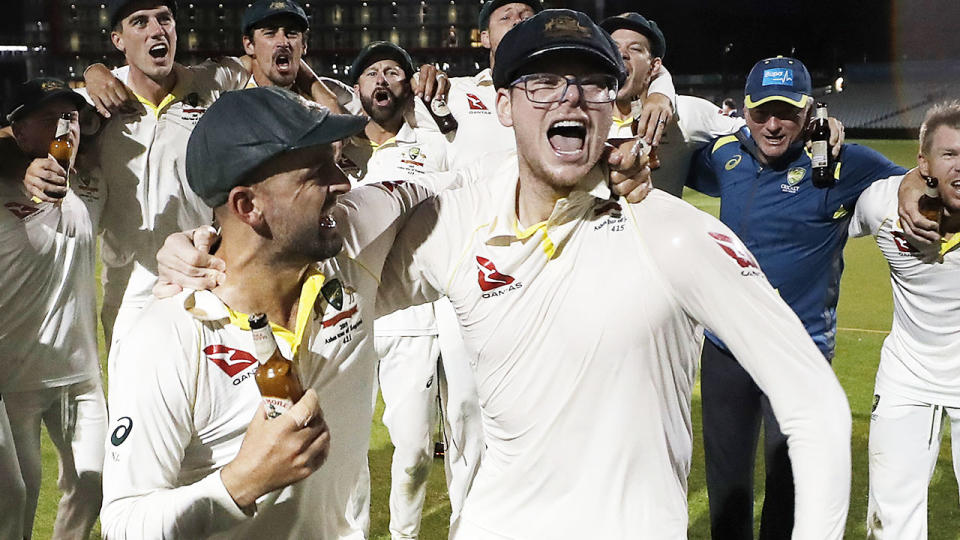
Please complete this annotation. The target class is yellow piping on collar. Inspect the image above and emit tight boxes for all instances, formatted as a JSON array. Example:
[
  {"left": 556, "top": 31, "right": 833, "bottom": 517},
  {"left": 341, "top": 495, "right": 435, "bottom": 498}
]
[
  {"left": 135, "top": 92, "right": 179, "bottom": 119},
  {"left": 224, "top": 271, "right": 326, "bottom": 357},
  {"left": 514, "top": 219, "right": 556, "bottom": 259}
]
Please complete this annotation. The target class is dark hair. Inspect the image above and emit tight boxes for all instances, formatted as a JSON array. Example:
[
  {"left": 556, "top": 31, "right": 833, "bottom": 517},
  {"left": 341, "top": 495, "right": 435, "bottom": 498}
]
[{"left": 723, "top": 98, "right": 737, "bottom": 109}]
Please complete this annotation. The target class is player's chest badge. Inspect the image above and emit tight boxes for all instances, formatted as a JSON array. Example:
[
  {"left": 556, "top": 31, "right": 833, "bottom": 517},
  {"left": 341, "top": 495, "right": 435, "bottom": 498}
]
[{"left": 781, "top": 167, "right": 805, "bottom": 194}]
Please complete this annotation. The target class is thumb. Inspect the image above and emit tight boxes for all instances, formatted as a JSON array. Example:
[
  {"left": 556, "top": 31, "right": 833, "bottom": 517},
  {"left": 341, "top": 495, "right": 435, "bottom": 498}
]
[{"left": 283, "top": 389, "right": 319, "bottom": 429}]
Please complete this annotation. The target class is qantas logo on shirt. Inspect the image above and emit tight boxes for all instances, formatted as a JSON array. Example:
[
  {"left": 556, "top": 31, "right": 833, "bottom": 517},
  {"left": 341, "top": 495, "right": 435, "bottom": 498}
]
[
  {"left": 709, "top": 232, "right": 761, "bottom": 275},
  {"left": 4, "top": 202, "right": 40, "bottom": 220},
  {"left": 476, "top": 256, "right": 516, "bottom": 292},
  {"left": 378, "top": 180, "right": 407, "bottom": 192},
  {"left": 891, "top": 231, "right": 919, "bottom": 253},
  {"left": 466, "top": 93, "right": 488, "bottom": 111},
  {"left": 204, "top": 345, "right": 258, "bottom": 377}
]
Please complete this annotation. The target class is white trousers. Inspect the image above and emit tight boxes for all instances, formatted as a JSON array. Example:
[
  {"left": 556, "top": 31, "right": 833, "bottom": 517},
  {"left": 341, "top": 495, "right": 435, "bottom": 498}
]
[
  {"left": 375, "top": 301, "right": 484, "bottom": 540},
  {"left": 3, "top": 378, "right": 107, "bottom": 540},
  {"left": 867, "top": 390, "right": 960, "bottom": 539},
  {"left": 0, "top": 396, "right": 27, "bottom": 540},
  {"left": 377, "top": 334, "right": 443, "bottom": 539}
]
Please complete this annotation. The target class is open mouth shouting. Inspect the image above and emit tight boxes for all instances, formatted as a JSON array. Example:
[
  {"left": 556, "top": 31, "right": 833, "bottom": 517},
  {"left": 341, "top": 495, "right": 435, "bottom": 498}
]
[
  {"left": 372, "top": 87, "right": 394, "bottom": 108},
  {"left": 274, "top": 51, "right": 292, "bottom": 74},
  {"left": 547, "top": 119, "right": 587, "bottom": 157},
  {"left": 148, "top": 43, "right": 169, "bottom": 60}
]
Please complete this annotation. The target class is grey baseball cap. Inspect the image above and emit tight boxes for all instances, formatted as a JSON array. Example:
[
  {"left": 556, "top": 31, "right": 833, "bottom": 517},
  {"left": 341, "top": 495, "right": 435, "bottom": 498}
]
[{"left": 186, "top": 87, "right": 367, "bottom": 208}]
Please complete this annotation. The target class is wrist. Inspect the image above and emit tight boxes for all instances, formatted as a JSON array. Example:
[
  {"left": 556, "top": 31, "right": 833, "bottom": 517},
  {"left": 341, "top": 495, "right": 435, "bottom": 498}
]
[{"left": 221, "top": 462, "right": 258, "bottom": 514}]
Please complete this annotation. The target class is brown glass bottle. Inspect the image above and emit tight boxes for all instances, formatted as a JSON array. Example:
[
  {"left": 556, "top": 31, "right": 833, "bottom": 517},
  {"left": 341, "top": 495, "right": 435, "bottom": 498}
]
[
  {"left": 249, "top": 313, "right": 304, "bottom": 419},
  {"left": 918, "top": 175, "right": 944, "bottom": 227},
  {"left": 48, "top": 112, "right": 73, "bottom": 199},
  {"left": 424, "top": 96, "right": 458, "bottom": 134},
  {"left": 810, "top": 103, "right": 833, "bottom": 188}
]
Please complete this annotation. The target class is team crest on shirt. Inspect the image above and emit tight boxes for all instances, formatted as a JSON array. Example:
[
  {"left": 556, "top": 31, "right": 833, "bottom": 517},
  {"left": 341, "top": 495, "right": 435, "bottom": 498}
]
[
  {"left": 476, "top": 256, "right": 522, "bottom": 298},
  {"left": 709, "top": 231, "right": 762, "bottom": 277},
  {"left": 320, "top": 282, "right": 363, "bottom": 345},
  {"left": 780, "top": 167, "right": 805, "bottom": 193},
  {"left": 400, "top": 147, "right": 426, "bottom": 167}
]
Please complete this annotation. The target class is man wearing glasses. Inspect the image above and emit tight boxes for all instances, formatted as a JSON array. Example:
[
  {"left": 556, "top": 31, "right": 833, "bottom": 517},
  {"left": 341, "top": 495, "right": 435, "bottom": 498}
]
[{"left": 376, "top": 10, "right": 852, "bottom": 538}]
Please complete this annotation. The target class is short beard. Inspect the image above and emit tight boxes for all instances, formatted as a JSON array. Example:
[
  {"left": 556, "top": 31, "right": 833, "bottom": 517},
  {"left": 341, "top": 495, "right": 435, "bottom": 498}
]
[{"left": 360, "top": 86, "right": 409, "bottom": 126}]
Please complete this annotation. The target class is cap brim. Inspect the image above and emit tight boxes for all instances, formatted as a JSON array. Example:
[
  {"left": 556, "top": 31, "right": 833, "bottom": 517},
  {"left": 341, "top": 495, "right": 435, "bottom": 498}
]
[
  {"left": 293, "top": 112, "right": 368, "bottom": 150},
  {"left": 7, "top": 88, "right": 89, "bottom": 123},
  {"left": 744, "top": 92, "right": 810, "bottom": 109}
]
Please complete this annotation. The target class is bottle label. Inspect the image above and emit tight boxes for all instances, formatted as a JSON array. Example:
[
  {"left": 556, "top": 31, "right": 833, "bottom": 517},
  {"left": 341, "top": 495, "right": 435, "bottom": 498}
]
[
  {"left": 815, "top": 107, "right": 828, "bottom": 120},
  {"left": 262, "top": 396, "right": 295, "bottom": 419},
  {"left": 251, "top": 324, "right": 278, "bottom": 363},
  {"left": 430, "top": 98, "right": 451, "bottom": 117},
  {"left": 55, "top": 118, "right": 70, "bottom": 139},
  {"left": 811, "top": 141, "right": 828, "bottom": 168}
]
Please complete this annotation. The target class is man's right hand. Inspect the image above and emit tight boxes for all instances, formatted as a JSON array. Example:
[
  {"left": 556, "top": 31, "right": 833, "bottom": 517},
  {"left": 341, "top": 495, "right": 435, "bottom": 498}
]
[
  {"left": 220, "top": 389, "right": 330, "bottom": 512},
  {"left": 153, "top": 227, "right": 226, "bottom": 298},
  {"left": 84, "top": 63, "right": 139, "bottom": 118},
  {"left": 23, "top": 157, "right": 68, "bottom": 202}
]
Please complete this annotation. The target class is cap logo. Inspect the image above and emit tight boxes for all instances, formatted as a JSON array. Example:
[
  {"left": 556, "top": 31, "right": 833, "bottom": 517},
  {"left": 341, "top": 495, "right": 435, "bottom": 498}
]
[
  {"left": 762, "top": 68, "right": 793, "bottom": 87},
  {"left": 40, "top": 80, "right": 65, "bottom": 91},
  {"left": 270, "top": 0, "right": 288, "bottom": 8},
  {"left": 543, "top": 15, "right": 591, "bottom": 39}
]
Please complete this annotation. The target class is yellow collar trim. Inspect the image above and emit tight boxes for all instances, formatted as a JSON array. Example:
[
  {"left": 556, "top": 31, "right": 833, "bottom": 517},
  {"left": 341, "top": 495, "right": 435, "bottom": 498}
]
[
  {"left": 941, "top": 232, "right": 960, "bottom": 257},
  {"left": 134, "top": 92, "right": 179, "bottom": 119},
  {"left": 370, "top": 136, "right": 397, "bottom": 151},
  {"left": 612, "top": 115, "right": 633, "bottom": 128},
  {"left": 513, "top": 218, "right": 556, "bottom": 259},
  {"left": 224, "top": 271, "right": 326, "bottom": 357}
]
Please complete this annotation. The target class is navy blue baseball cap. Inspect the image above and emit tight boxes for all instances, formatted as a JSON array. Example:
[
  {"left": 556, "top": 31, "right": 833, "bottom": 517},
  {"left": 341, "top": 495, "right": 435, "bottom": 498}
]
[
  {"left": 186, "top": 87, "right": 367, "bottom": 208},
  {"left": 242, "top": 0, "right": 309, "bottom": 35},
  {"left": 349, "top": 41, "right": 415, "bottom": 84},
  {"left": 599, "top": 12, "right": 666, "bottom": 60},
  {"left": 492, "top": 9, "right": 626, "bottom": 89},
  {"left": 6, "top": 78, "right": 88, "bottom": 123},
  {"left": 744, "top": 56, "right": 812, "bottom": 109},
  {"left": 107, "top": 0, "right": 178, "bottom": 28},
  {"left": 478, "top": 0, "right": 543, "bottom": 30}
]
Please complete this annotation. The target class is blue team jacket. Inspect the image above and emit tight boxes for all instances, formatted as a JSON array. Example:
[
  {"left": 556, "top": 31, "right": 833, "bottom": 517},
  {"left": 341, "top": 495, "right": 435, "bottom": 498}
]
[{"left": 688, "top": 127, "right": 906, "bottom": 360}]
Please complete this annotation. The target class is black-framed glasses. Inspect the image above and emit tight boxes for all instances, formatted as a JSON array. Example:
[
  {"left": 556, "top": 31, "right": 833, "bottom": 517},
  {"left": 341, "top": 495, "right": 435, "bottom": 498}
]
[{"left": 510, "top": 73, "right": 619, "bottom": 104}]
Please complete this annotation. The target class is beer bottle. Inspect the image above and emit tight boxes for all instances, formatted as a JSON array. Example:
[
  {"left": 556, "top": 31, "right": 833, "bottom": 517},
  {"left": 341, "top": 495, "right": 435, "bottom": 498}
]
[
  {"left": 810, "top": 103, "right": 833, "bottom": 188},
  {"left": 424, "top": 96, "right": 458, "bottom": 134},
  {"left": 918, "top": 175, "right": 944, "bottom": 226},
  {"left": 48, "top": 112, "right": 73, "bottom": 199},
  {"left": 249, "top": 313, "right": 304, "bottom": 419}
]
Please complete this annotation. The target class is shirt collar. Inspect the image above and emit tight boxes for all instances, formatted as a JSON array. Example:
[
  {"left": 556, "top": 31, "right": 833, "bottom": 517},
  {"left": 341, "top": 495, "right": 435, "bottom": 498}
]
[
  {"left": 181, "top": 266, "right": 326, "bottom": 356},
  {"left": 474, "top": 68, "right": 493, "bottom": 87},
  {"left": 127, "top": 63, "right": 192, "bottom": 119},
  {"left": 484, "top": 162, "right": 611, "bottom": 258}
]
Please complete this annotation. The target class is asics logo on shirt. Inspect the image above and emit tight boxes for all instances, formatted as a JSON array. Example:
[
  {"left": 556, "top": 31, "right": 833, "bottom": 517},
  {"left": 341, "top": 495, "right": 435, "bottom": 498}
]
[
  {"left": 709, "top": 232, "right": 761, "bottom": 272},
  {"left": 204, "top": 345, "right": 258, "bottom": 377},
  {"left": 466, "top": 93, "right": 488, "bottom": 111},
  {"left": 476, "top": 256, "right": 515, "bottom": 291}
]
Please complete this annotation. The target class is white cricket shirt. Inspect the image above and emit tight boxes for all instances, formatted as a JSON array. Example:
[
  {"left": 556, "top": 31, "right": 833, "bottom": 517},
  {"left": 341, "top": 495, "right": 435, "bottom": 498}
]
[
  {"left": 377, "top": 155, "right": 852, "bottom": 539},
  {"left": 81, "top": 59, "right": 248, "bottom": 318},
  {"left": 341, "top": 119, "right": 452, "bottom": 337},
  {"left": 850, "top": 175, "right": 960, "bottom": 406},
  {"left": 609, "top": 94, "right": 745, "bottom": 197},
  {"left": 0, "top": 163, "right": 104, "bottom": 392},
  {"left": 101, "top": 180, "right": 431, "bottom": 539}
]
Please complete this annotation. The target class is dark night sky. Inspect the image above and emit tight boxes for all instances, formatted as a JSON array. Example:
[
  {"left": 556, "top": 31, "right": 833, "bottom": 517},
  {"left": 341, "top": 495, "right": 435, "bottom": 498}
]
[{"left": 593, "top": 0, "right": 960, "bottom": 76}]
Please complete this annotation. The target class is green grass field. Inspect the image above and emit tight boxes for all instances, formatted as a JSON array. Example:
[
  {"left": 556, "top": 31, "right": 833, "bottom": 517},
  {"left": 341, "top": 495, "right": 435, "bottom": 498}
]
[{"left": 31, "top": 140, "right": 959, "bottom": 539}]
